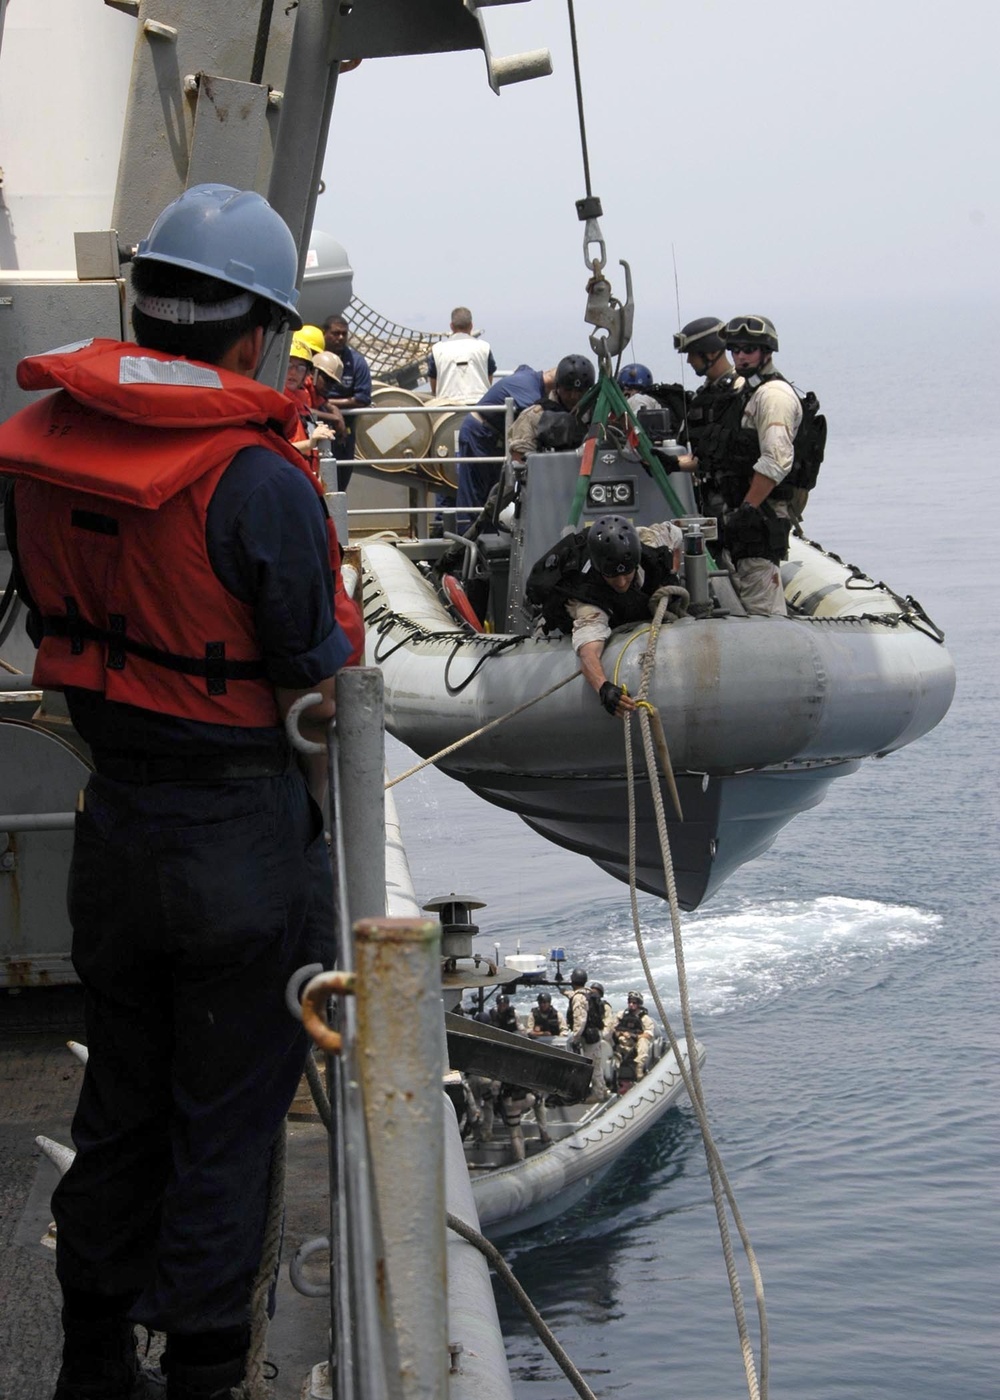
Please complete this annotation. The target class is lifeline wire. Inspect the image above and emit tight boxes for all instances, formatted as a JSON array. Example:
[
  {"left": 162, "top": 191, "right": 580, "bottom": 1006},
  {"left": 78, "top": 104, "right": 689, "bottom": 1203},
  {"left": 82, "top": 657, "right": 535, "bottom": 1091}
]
[{"left": 617, "top": 596, "right": 769, "bottom": 1400}]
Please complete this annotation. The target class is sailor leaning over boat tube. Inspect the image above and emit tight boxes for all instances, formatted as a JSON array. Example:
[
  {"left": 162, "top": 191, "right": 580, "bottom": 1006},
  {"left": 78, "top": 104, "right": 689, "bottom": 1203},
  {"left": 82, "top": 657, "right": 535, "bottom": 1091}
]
[
  {"left": 525, "top": 514, "right": 684, "bottom": 718},
  {"left": 674, "top": 314, "right": 815, "bottom": 618},
  {"left": 0, "top": 183, "right": 362, "bottom": 1400}
]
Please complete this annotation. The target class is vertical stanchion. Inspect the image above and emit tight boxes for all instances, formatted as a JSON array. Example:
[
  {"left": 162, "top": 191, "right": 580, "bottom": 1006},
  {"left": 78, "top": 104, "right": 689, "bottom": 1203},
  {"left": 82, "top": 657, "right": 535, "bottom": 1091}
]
[
  {"left": 353, "top": 917, "right": 448, "bottom": 1400},
  {"left": 336, "top": 668, "right": 387, "bottom": 929},
  {"left": 323, "top": 668, "right": 391, "bottom": 1400}
]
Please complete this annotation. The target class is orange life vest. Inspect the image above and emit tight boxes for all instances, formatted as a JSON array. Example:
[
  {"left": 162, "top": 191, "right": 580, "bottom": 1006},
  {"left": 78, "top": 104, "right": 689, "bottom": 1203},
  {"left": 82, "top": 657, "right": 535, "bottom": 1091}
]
[{"left": 0, "top": 339, "right": 363, "bottom": 724}]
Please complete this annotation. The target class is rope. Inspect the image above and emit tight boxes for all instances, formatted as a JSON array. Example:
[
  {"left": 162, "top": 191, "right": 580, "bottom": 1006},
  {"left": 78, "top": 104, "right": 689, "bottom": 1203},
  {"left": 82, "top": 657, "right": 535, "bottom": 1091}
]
[
  {"left": 385, "top": 670, "right": 582, "bottom": 789},
  {"left": 240, "top": 1126, "right": 287, "bottom": 1400},
  {"left": 446, "top": 1213, "right": 598, "bottom": 1400},
  {"left": 304, "top": 1050, "right": 333, "bottom": 1130},
  {"left": 620, "top": 596, "right": 769, "bottom": 1400}
]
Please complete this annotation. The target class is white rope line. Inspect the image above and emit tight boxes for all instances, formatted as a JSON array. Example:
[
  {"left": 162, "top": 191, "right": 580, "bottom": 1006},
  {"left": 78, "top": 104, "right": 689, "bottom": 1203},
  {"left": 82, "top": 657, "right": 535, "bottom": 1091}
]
[
  {"left": 623, "top": 595, "right": 769, "bottom": 1400},
  {"left": 385, "top": 670, "right": 582, "bottom": 789}
]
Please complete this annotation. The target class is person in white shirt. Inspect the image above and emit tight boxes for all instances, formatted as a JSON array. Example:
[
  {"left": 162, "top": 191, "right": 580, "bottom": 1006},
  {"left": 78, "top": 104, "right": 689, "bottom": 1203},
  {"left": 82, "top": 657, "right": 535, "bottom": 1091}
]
[{"left": 427, "top": 306, "right": 496, "bottom": 401}]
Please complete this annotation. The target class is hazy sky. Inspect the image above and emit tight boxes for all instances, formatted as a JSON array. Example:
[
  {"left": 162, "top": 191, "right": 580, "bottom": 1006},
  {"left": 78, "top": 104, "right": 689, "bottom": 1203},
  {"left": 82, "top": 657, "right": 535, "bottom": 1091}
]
[{"left": 316, "top": 0, "right": 998, "bottom": 370}]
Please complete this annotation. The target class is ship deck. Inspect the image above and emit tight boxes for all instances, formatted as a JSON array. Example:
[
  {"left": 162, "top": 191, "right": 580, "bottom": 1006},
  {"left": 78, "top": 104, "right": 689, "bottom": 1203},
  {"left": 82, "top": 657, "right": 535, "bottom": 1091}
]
[{"left": 0, "top": 985, "right": 335, "bottom": 1400}]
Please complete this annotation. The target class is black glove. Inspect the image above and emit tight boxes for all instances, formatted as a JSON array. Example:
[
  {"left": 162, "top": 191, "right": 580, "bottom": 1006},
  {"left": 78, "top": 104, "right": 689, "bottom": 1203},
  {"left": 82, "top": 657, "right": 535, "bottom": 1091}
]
[
  {"left": 723, "top": 500, "right": 760, "bottom": 529},
  {"left": 599, "top": 681, "right": 624, "bottom": 716},
  {"left": 722, "top": 501, "right": 764, "bottom": 550}
]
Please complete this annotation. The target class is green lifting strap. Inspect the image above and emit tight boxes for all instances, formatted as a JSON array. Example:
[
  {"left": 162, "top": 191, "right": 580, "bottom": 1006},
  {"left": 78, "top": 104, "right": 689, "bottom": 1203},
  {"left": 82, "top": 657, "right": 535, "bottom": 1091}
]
[
  {"left": 566, "top": 374, "right": 682, "bottom": 523},
  {"left": 566, "top": 373, "right": 716, "bottom": 568}
]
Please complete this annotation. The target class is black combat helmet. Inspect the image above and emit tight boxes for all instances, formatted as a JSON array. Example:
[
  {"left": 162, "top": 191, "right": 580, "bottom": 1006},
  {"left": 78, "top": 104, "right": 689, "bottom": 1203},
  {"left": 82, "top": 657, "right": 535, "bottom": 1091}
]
[
  {"left": 627, "top": 990, "right": 645, "bottom": 1005},
  {"left": 570, "top": 967, "right": 588, "bottom": 987},
  {"left": 722, "top": 314, "right": 779, "bottom": 352},
  {"left": 673, "top": 317, "right": 726, "bottom": 354},
  {"left": 587, "top": 515, "right": 641, "bottom": 577},
  {"left": 537, "top": 992, "right": 552, "bottom": 1005},
  {"left": 556, "top": 354, "right": 596, "bottom": 391},
  {"left": 590, "top": 982, "right": 605, "bottom": 996}
]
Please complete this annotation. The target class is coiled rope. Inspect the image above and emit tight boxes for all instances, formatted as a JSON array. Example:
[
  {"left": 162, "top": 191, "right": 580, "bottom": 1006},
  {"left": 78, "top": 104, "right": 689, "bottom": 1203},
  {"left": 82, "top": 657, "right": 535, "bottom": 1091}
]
[{"left": 616, "top": 593, "right": 769, "bottom": 1400}]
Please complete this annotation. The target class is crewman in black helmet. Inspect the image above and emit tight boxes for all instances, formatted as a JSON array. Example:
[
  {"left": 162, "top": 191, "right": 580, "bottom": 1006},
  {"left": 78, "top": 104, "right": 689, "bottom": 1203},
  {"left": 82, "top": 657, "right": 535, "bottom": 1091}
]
[
  {"left": 528, "top": 990, "right": 563, "bottom": 1037},
  {"left": 508, "top": 354, "right": 596, "bottom": 462},
  {"left": 671, "top": 317, "right": 742, "bottom": 475},
  {"left": 678, "top": 314, "right": 816, "bottom": 616},
  {"left": 525, "top": 513, "right": 684, "bottom": 717},
  {"left": 612, "top": 991, "right": 656, "bottom": 1086},
  {"left": 562, "top": 966, "right": 610, "bottom": 1100}
]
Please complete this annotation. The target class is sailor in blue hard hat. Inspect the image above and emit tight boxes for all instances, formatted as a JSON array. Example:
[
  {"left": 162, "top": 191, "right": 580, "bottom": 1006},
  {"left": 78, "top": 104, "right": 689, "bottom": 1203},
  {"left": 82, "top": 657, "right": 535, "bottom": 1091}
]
[{"left": 0, "top": 182, "right": 357, "bottom": 1400}]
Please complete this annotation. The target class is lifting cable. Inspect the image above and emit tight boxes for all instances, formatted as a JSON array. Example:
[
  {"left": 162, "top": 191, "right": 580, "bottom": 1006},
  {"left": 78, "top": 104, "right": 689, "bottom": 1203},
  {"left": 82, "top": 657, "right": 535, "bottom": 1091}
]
[{"left": 614, "top": 597, "right": 769, "bottom": 1400}]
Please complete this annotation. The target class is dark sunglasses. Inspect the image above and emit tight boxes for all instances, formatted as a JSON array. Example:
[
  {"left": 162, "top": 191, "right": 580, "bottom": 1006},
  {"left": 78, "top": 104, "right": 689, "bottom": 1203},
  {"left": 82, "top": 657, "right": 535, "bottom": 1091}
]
[{"left": 729, "top": 343, "right": 760, "bottom": 355}]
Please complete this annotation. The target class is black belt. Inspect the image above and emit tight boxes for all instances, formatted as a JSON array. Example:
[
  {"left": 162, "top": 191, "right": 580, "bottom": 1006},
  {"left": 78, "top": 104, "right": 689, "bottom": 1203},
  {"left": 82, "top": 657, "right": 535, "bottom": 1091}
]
[{"left": 93, "top": 749, "right": 292, "bottom": 785}]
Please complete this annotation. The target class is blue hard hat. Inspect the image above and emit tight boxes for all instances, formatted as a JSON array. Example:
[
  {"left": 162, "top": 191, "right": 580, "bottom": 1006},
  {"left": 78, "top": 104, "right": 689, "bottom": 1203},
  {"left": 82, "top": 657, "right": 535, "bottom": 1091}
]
[
  {"left": 134, "top": 183, "right": 303, "bottom": 328},
  {"left": 618, "top": 363, "right": 653, "bottom": 390}
]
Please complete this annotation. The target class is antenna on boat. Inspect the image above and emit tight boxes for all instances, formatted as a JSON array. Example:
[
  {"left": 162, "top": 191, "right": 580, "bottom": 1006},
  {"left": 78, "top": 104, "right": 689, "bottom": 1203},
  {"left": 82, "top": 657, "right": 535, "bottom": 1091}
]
[{"left": 671, "top": 242, "right": 691, "bottom": 449}]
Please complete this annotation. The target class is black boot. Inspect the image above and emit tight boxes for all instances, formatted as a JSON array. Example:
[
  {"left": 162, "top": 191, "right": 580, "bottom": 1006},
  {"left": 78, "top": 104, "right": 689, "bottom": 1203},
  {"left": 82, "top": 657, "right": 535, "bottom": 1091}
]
[
  {"left": 53, "top": 1311, "right": 153, "bottom": 1400},
  {"left": 162, "top": 1354, "right": 246, "bottom": 1400}
]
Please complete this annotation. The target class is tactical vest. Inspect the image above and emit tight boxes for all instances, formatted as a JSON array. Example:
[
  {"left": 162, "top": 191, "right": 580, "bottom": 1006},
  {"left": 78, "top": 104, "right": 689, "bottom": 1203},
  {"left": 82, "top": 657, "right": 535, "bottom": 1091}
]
[
  {"left": 615, "top": 1008, "right": 646, "bottom": 1036},
  {"left": 493, "top": 1005, "right": 518, "bottom": 1033},
  {"left": 534, "top": 395, "right": 586, "bottom": 452},
  {"left": 525, "top": 531, "right": 677, "bottom": 637},
  {"left": 531, "top": 1005, "right": 560, "bottom": 1035},
  {"left": 692, "top": 371, "right": 826, "bottom": 507}
]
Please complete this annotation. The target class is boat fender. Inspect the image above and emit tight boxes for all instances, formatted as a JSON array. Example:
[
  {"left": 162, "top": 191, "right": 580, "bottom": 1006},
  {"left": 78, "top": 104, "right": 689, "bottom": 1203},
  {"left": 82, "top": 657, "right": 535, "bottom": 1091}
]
[{"left": 442, "top": 573, "right": 485, "bottom": 632}]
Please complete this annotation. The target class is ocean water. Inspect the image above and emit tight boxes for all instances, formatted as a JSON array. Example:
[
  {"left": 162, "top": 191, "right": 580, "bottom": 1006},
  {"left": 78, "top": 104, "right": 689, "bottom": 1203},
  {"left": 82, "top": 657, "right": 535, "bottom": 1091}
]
[{"left": 386, "top": 306, "right": 999, "bottom": 1399}]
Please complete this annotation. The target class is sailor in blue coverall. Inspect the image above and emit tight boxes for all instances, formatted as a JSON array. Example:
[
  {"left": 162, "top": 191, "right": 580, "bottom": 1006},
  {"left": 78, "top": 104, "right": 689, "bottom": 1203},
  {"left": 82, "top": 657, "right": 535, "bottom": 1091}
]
[{"left": 456, "top": 363, "right": 551, "bottom": 523}]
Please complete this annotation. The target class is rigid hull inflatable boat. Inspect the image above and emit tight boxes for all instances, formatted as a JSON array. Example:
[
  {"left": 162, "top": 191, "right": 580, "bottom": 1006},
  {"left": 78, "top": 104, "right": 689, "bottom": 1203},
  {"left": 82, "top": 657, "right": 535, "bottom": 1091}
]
[{"left": 362, "top": 444, "right": 956, "bottom": 909}]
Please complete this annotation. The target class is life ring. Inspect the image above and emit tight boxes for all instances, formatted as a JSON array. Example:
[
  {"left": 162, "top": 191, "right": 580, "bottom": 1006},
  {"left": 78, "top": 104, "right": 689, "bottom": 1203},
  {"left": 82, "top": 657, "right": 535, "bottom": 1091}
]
[{"left": 442, "top": 574, "right": 484, "bottom": 632}]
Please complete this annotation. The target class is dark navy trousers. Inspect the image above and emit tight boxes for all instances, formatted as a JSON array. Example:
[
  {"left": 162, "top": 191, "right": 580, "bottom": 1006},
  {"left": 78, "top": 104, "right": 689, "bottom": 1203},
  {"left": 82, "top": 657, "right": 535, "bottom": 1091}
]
[{"left": 52, "top": 767, "right": 334, "bottom": 1335}]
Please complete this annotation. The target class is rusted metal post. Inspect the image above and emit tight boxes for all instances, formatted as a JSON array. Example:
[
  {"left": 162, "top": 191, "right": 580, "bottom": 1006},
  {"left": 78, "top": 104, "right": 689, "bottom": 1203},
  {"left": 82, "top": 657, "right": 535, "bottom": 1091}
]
[{"left": 353, "top": 917, "right": 446, "bottom": 1400}]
